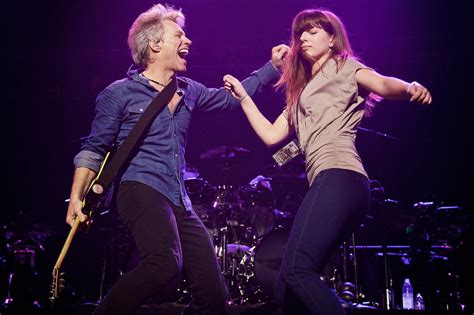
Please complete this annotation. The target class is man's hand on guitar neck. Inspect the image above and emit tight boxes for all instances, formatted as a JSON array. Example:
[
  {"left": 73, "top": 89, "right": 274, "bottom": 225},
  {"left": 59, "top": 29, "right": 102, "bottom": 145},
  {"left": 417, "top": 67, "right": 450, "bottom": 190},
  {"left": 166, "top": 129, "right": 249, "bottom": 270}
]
[
  {"left": 66, "top": 196, "right": 88, "bottom": 227},
  {"left": 66, "top": 167, "right": 96, "bottom": 226}
]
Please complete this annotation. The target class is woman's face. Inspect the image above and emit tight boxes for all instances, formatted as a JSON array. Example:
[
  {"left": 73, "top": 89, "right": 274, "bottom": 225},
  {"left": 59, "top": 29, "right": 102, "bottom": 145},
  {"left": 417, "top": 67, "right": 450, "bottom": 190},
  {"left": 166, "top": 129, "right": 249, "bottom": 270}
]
[{"left": 298, "top": 26, "right": 334, "bottom": 64}]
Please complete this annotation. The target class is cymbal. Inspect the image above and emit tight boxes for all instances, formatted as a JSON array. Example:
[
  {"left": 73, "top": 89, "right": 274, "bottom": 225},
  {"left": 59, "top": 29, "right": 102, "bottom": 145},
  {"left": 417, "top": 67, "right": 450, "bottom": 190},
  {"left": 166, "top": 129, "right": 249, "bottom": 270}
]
[{"left": 199, "top": 146, "right": 251, "bottom": 161}]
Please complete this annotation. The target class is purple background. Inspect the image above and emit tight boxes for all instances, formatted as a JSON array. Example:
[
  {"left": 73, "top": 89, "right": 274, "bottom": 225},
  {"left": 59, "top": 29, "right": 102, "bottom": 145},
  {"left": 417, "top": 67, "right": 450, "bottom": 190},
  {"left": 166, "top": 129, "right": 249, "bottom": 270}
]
[
  {"left": 6, "top": 0, "right": 470, "bottom": 222},
  {"left": 3, "top": 0, "right": 472, "bottom": 306}
]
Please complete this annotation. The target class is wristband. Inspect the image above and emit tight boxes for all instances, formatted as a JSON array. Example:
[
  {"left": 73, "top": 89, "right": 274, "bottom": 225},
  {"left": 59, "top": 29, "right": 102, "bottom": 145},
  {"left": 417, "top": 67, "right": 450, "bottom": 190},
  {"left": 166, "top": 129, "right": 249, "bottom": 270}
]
[
  {"left": 240, "top": 94, "right": 249, "bottom": 102},
  {"left": 406, "top": 81, "right": 418, "bottom": 94}
]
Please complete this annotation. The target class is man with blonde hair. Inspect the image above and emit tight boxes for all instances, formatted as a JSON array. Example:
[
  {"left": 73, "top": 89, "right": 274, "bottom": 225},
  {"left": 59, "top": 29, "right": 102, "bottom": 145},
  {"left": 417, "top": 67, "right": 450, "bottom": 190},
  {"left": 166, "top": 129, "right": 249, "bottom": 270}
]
[{"left": 66, "top": 3, "right": 288, "bottom": 315}]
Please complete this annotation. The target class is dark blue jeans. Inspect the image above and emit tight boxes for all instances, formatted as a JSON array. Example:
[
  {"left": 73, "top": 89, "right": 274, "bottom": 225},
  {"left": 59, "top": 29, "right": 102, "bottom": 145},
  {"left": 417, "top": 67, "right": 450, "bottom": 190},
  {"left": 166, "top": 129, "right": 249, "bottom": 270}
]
[
  {"left": 274, "top": 169, "right": 370, "bottom": 315},
  {"left": 94, "top": 181, "right": 227, "bottom": 315}
]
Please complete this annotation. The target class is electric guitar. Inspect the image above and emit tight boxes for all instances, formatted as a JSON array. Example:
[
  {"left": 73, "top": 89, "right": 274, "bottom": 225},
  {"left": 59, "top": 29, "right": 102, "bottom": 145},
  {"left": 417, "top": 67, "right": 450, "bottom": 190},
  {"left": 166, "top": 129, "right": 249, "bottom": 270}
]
[
  {"left": 50, "top": 150, "right": 113, "bottom": 305},
  {"left": 50, "top": 78, "right": 177, "bottom": 305}
]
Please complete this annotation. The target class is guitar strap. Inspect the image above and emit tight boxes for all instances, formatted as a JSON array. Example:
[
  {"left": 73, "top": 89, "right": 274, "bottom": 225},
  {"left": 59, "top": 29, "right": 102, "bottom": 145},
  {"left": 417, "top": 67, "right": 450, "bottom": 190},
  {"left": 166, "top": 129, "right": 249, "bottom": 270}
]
[
  {"left": 94, "top": 76, "right": 178, "bottom": 193},
  {"left": 50, "top": 80, "right": 178, "bottom": 304}
]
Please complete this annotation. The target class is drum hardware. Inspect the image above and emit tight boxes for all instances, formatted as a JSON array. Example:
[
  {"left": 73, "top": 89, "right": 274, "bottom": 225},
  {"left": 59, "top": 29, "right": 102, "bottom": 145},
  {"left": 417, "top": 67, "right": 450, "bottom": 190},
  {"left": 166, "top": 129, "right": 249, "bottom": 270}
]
[
  {"left": 279, "top": 192, "right": 304, "bottom": 216},
  {"left": 183, "top": 163, "right": 200, "bottom": 180},
  {"left": 184, "top": 169, "right": 281, "bottom": 304},
  {"left": 359, "top": 239, "right": 460, "bottom": 311},
  {"left": 87, "top": 161, "right": 474, "bottom": 311},
  {"left": 341, "top": 233, "right": 361, "bottom": 304},
  {"left": 348, "top": 244, "right": 452, "bottom": 250},
  {"left": 411, "top": 202, "right": 467, "bottom": 250},
  {"left": 88, "top": 163, "right": 473, "bottom": 310},
  {"left": 241, "top": 225, "right": 348, "bottom": 304},
  {"left": 3, "top": 273, "right": 13, "bottom": 305},
  {"left": 400, "top": 201, "right": 470, "bottom": 311},
  {"left": 219, "top": 226, "right": 228, "bottom": 277},
  {"left": 185, "top": 160, "right": 356, "bottom": 306},
  {"left": 2, "top": 243, "right": 44, "bottom": 307},
  {"left": 199, "top": 146, "right": 251, "bottom": 161},
  {"left": 261, "top": 160, "right": 307, "bottom": 215},
  {"left": 339, "top": 281, "right": 356, "bottom": 303},
  {"left": 381, "top": 240, "right": 393, "bottom": 310},
  {"left": 384, "top": 278, "right": 395, "bottom": 310},
  {"left": 362, "top": 180, "right": 397, "bottom": 310},
  {"left": 198, "top": 146, "right": 252, "bottom": 186},
  {"left": 239, "top": 181, "right": 276, "bottom": 241},
  {"left": 338, "top": 231, "right": 385, "bottom": 308},
  {"left": 1, "top": 214, "right": 54, "bottom": 308},
  {"left": 216, "top": 225, "right": 256, "bottom": 305}
]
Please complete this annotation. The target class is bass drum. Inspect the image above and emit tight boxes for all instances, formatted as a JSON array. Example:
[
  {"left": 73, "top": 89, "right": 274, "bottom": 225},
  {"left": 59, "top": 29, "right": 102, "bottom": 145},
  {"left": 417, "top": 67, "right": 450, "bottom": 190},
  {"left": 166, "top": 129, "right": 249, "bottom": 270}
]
[
  {"left": 253, "top": 226, "right": 290, "bottom": 301},
  {"left": 239, "top": 183, "right": 276, "bottom": 241},
  {"left": 185, "top": 178, "right": 218, "bottom": 237}
]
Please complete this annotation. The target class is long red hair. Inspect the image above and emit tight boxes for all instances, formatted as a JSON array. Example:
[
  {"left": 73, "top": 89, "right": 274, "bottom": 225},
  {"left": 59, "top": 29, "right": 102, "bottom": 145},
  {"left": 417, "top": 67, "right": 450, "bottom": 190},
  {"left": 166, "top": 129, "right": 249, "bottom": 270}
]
[{"left": 275, "top": 9, "right": 357, "bottom": 124}]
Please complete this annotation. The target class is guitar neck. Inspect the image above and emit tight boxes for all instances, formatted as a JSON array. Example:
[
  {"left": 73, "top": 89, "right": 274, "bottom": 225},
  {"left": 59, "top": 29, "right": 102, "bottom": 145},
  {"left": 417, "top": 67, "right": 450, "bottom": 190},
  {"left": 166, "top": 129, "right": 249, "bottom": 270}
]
[{"left": 53, "top": 217, "right": 82, "bottom": 271}]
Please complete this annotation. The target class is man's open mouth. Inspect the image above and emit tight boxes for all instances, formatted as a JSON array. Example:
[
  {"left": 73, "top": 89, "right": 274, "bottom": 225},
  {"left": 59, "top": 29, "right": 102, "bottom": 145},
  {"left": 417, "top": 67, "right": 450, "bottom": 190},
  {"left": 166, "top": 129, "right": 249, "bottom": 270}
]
[{"left": 178, "top": 48, "right": 189, "bottom": 59}]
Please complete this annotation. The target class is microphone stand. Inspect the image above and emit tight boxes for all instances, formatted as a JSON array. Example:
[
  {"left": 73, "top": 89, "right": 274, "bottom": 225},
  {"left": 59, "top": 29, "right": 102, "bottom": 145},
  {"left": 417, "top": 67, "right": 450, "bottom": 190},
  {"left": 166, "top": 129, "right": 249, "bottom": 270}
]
[{"left": 358, "top": 126, "right": 399, "bottom": 309}]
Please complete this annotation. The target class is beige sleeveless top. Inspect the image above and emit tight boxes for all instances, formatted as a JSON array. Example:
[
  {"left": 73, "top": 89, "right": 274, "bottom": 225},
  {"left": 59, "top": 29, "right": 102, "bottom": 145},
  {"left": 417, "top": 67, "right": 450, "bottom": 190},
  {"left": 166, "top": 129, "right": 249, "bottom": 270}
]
[{"left": 283, "top": 57, "right": 371, "bottom": 186}]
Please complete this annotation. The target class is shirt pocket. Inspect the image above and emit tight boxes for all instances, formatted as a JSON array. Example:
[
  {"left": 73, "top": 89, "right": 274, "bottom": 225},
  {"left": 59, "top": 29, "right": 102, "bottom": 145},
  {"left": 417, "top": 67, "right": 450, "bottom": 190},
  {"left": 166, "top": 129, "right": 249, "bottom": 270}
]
[
  {"left": 183, "top": 94, "right": 196, "bottom": 112},
  {"left": 126, "top": 102, "right": 169, "bottom": 124},
  {"left": 127, "top": 103, "right": 147, "bottom": 123}
]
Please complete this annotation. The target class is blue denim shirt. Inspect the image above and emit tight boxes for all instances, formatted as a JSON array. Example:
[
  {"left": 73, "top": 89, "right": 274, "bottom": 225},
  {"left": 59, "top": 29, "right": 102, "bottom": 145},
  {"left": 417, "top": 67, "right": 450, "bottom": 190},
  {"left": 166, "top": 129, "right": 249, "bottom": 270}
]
[{"left": 74, "top": 61, "right": 279, "bottom": 211}]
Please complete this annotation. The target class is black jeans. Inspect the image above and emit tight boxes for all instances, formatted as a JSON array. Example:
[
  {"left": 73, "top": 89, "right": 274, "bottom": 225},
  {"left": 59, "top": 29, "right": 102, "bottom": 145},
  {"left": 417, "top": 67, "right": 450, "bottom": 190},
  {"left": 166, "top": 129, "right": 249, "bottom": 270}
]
[
  {"left": 94, "top": 181, "right": 227, "bottom": 315},
  {"left": 274, "top": 169, "right": 370, "bottom": 315}
]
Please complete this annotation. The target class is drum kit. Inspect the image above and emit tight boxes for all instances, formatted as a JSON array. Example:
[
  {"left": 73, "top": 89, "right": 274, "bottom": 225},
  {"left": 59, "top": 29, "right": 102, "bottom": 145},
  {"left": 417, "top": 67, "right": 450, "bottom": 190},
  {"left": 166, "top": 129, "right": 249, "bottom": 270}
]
[
  {"left": 1, "top": 211, "right": 55, "bottom": 308},
  {"left": 2, "top": 145, "right": 468, "bottom": 310},
  {"left": 83, "top": 145, "right": 307, "bottom": 306},
  {"left": 179, "top": 147, "right": 471, "bottom": 309},
  {"left": 184, "top": 146, "right": 308, "bottom": 304}
]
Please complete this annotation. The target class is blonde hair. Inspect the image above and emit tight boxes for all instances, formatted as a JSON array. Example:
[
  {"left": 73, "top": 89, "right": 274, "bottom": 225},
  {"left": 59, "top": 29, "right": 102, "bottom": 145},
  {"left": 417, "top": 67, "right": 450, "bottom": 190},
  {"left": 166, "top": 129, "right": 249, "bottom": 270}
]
[{"left": 127, "top": 4, "right": 184, "bottom": 67}]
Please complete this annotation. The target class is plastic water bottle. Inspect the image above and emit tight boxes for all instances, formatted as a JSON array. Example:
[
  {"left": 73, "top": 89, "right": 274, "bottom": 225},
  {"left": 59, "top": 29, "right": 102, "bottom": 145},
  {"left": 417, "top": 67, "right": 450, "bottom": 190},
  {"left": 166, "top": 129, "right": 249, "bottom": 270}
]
[
  {"left": 415, "top": 293, "right": 425, "bottom": 310},
  {"left": 402, "top": 278, "right": 414, "bottom": 309}
]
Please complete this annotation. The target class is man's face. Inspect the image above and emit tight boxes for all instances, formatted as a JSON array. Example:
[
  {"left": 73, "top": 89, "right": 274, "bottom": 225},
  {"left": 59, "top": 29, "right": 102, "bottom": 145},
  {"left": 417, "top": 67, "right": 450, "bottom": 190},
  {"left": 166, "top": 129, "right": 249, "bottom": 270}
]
[{"left": 157, "top": 20, "right": 192, "bottom": 72}]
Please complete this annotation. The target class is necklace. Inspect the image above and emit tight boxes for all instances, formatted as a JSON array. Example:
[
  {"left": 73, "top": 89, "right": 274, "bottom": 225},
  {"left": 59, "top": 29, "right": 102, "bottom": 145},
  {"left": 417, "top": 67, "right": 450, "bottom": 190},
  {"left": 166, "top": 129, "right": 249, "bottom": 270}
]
[{"left": 140, "top": 73, "right": 166, "bottom": 87}]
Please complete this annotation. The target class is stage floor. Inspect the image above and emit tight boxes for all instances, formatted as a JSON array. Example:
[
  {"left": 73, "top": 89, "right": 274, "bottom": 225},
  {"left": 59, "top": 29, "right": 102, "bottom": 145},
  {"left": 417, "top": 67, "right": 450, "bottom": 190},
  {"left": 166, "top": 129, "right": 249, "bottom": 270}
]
[{"left": 0, "top": 302, "right": 469, "bottom": 315}]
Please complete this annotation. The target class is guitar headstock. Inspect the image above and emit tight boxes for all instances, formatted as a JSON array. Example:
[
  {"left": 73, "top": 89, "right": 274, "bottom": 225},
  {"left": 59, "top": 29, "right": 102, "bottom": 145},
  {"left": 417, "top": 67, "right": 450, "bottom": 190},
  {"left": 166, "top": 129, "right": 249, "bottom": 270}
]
[{"left": 50, "top": 267, "right": 65, "bottom": 306}]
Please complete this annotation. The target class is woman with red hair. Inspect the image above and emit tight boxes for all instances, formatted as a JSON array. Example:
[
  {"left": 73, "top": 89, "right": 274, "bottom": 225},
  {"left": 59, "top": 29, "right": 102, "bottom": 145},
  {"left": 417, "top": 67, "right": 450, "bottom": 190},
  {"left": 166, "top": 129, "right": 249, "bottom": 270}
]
[{"left": 224, "top": 8, "right": 431, "bottom": 314}]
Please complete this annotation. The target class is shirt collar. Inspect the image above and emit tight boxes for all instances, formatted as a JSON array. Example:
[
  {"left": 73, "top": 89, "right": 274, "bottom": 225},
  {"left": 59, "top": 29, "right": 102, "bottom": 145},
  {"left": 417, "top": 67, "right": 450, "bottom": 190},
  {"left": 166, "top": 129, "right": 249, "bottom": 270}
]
[{"left": 127, "top": 64, "right": 189, "bottom": 93}]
